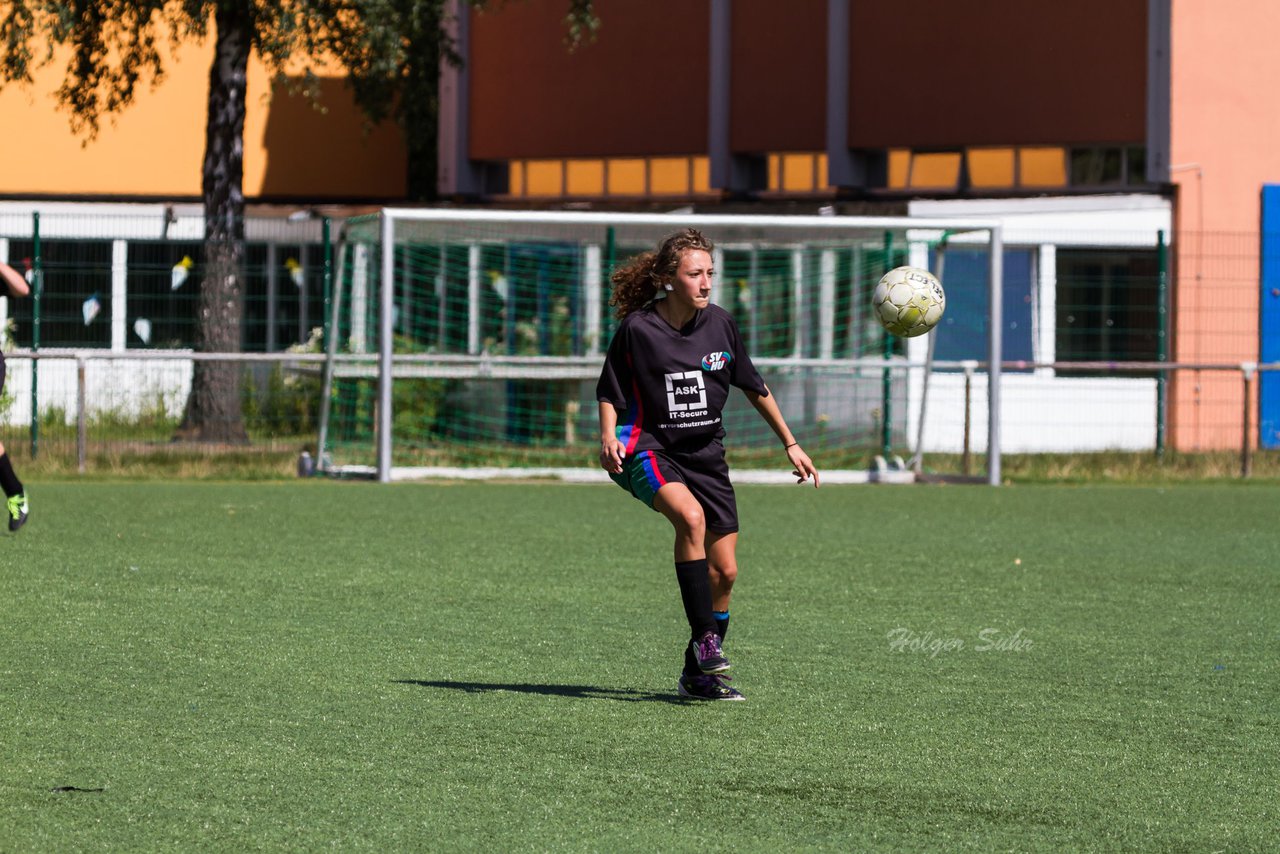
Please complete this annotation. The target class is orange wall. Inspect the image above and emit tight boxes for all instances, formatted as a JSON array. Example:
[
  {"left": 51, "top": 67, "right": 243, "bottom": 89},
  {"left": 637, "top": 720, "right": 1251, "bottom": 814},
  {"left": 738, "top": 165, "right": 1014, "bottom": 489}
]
[
  {"left": 0, "top": 42, "right": 406, "bottom": 200},
  {"left": 1167, "top": 0, "right": 1280, "bottom": 449}
]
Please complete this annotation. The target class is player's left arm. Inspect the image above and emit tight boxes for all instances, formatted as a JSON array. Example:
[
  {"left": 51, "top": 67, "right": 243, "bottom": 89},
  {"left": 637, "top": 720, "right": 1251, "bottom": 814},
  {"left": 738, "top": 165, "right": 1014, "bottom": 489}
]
[{"left": 744, "top": 386, "right": 819, "bottom": 488}]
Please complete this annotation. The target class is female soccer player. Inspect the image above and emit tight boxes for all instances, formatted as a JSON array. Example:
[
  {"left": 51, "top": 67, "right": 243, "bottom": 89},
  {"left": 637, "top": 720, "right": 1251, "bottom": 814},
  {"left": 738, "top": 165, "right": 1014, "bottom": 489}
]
[
  {"left": 0, "top": 261, "right": 29, "bottom": 531},
  {"left": 596, "top": 228, "right": 818, "bottom": 701}
]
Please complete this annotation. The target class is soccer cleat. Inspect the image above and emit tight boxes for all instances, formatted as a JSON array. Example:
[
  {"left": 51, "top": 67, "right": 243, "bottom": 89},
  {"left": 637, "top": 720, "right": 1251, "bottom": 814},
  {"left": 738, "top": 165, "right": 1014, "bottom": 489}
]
[
  {"left": 691, "top": 630, "right": 730, "bottom": 674},
  {"left": 677, "top": 672, "right": 745, "bottom": 701},
  {"left": 7, "top": 493, "right": 27, "bottom": 532}
]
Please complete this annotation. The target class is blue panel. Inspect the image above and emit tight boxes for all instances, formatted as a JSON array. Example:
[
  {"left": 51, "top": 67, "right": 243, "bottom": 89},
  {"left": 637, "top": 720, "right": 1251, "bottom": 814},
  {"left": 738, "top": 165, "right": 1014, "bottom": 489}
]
[
  {"left": 933, "top": 248, "right": 1034, "bottom": 366},
  {"left": 1260, "top": 185, "right": 1280, "bottom": 448}
]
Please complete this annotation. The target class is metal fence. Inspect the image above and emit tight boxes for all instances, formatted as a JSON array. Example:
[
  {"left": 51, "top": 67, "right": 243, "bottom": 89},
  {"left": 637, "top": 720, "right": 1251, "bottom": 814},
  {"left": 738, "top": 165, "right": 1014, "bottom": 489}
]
[
  {"left": 0, "top": 349, "right": 1274, "bottom": 478},
  {"left": 0, "top": 351, "right": 324, "bottom": 474},
  {"left": 0, "top": 208, "right": 1274, "bottom": 479}
]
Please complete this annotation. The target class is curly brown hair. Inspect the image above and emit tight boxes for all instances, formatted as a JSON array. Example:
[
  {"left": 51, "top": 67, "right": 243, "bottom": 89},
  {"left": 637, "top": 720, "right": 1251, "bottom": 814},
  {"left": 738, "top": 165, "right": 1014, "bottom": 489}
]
[{"left": 608, "top": 228, "right": 715, "bottom": 319}]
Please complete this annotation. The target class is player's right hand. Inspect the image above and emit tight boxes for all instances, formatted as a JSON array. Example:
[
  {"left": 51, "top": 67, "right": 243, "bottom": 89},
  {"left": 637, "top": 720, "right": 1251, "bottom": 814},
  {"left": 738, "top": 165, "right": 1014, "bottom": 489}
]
[{"left": 600, "top": 438, "right": 626, "bottom": 474}]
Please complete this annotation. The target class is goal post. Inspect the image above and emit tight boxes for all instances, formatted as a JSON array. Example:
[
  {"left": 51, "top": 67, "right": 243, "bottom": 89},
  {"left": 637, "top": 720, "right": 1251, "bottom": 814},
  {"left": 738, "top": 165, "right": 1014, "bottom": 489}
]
[{"left": 315, "top": 209, "right": 1004, "bottom": 485}]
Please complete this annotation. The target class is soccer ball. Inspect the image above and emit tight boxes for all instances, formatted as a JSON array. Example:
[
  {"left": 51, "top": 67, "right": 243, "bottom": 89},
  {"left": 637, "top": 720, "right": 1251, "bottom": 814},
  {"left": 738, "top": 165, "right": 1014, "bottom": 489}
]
[{"left": 872, "top": 266, "right": 946, "bottom": 338}]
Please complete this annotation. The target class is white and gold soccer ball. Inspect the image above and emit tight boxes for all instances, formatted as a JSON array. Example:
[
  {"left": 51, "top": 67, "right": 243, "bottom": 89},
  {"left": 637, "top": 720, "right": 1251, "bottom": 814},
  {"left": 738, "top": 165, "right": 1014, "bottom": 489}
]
[{"left": 871, "top": 266, "right": 946, "bottom": 338}]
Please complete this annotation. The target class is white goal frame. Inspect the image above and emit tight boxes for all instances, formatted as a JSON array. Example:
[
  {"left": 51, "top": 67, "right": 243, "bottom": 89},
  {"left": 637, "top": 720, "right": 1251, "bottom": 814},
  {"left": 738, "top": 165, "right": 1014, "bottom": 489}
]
[{"left": 339, "top": 208, "right": 1005, "bottom": 485}]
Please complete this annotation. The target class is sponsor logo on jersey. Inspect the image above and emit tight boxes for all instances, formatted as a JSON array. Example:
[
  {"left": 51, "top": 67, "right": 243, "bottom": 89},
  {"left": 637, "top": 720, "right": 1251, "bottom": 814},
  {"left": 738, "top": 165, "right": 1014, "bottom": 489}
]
[
  {"left": 701, "top": 351, "right": 731, "bottom": 371},
  {"left": 664, "top": 370, "right": 708, "bottom": 414}
]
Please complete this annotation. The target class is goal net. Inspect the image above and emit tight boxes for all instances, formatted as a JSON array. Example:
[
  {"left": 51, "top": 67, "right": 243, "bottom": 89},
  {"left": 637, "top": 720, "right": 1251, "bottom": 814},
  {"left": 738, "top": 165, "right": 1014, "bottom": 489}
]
[{"left": 313, "top": 210, "right": 1004, "bottom": 483}]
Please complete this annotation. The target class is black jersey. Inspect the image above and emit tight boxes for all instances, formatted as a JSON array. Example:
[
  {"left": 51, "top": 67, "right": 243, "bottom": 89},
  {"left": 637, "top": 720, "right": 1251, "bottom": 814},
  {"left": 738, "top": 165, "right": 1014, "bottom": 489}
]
[{"left": 596, "top": 303, "right": 767, "bottom": 454}]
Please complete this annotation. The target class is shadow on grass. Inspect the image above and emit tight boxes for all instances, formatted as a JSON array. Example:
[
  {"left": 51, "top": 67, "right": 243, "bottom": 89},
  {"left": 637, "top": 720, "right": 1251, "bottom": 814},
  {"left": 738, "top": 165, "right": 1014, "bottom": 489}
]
[{"left": 394, "top": 679, "right": 691, "bottom": 704}]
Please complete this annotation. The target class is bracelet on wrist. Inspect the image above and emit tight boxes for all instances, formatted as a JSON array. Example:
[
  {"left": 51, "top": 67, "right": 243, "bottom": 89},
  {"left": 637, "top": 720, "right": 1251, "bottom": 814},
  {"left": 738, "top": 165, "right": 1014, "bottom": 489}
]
[{"left": 785, "top": 441, "right": 799, "bottom": 449}]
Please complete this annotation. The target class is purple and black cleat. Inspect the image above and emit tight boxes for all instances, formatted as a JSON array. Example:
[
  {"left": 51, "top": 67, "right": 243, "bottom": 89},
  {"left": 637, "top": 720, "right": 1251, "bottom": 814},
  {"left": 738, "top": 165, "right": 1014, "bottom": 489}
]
[
  {"left": 677, "top": 672, "right": 745, "bottom": 701},
  {"left": 690, "top": 630, "right": 730, "bottom": 674}
]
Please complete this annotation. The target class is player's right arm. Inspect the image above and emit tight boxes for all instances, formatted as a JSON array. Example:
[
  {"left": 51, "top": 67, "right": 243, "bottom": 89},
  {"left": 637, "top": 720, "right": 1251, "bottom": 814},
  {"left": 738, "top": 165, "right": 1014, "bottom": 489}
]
[
  {"left": 598, "top": 402, "right": 626, "bottom": 473},
  {"left": 0, "top": 262, "right": 29, "bottom": 298},
  {"left": 595, "top": 321, "right": 632, "bottom": 475}
]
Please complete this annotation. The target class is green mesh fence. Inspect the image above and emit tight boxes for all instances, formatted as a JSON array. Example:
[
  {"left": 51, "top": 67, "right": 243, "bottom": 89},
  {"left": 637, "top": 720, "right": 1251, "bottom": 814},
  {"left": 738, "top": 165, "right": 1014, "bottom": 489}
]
[
  {"left": 0, "top": 212, "right": 329, "bottom": 354},
  {"left": 0, "top": 209, "right": 331, "bottom": 470},
  {"left": 6, "top": 207, "right": 1244, "bottom": 480}
]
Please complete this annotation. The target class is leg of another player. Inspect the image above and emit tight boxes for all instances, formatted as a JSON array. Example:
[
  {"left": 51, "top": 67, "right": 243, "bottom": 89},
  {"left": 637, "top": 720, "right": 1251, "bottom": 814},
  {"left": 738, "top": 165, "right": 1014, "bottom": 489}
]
[
  {"left": 653, "top": 483, "right": 726, "bottom": 674},
  {"left": 0, "top": 438, "right": 28, "bottom": 532},
  {"left": 706, "top": 531, "right": 738, "bottom": 642}
]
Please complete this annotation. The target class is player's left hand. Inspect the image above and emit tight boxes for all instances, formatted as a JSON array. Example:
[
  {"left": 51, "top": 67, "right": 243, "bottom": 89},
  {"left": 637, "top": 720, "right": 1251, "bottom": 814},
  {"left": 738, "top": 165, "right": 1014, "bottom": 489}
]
[{"left": 786, "top": 443, "right": 819, "bottom": 488}]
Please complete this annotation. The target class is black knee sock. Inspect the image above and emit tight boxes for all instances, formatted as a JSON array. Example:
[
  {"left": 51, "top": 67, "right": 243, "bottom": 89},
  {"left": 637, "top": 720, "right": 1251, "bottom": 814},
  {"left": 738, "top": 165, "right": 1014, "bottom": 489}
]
[
  {"left": 0, "top": 453, "right": 22, "bottom": 497},
  {"left": 714, "top": 610, "right": 730, "bottom": 642},
  {"left": 674, "top": 559, "right": 716, "bottom": 640}
]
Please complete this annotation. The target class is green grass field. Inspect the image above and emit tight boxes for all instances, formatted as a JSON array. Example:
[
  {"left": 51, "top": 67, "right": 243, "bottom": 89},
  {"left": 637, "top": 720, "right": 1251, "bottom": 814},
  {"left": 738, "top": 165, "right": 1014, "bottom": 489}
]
[{"left": 2, "top": 481, "right": 1276, "bottom": 851}]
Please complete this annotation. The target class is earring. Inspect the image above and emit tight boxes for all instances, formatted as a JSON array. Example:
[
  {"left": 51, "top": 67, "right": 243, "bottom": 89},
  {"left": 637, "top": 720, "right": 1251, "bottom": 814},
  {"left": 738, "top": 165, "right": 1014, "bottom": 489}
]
[{"left": 663, "top": 283, "right": 674, "bottom": 291}]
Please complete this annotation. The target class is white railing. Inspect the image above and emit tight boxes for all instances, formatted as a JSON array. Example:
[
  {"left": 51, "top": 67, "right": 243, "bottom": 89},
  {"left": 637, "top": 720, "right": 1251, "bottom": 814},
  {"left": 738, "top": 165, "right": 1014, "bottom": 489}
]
[{"left": 3, "top": 349, "right": 1275, "bottom": 479}]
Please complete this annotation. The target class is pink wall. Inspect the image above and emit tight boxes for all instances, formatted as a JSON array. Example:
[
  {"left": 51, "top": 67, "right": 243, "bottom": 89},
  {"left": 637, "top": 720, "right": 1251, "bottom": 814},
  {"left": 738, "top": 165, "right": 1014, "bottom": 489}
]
[{"left": 1168, "top": 0, "right": 1280, "bottom": 449}]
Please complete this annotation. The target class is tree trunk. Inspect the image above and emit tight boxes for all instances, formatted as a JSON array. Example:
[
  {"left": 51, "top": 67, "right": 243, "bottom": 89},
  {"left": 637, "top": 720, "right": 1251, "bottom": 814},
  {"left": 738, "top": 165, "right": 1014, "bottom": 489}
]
[
  {"left": 178, "top": 3, "right": 250, "bottom": 443},
  {"left": 402, "top": 0, "right": 444, "bottom": 201}
]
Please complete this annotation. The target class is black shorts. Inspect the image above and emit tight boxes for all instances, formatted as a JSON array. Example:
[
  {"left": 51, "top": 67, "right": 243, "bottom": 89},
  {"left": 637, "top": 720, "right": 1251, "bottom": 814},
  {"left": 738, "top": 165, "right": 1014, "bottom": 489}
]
[{"left": 609, "top": 440, "right": 739, "bottom": 534}]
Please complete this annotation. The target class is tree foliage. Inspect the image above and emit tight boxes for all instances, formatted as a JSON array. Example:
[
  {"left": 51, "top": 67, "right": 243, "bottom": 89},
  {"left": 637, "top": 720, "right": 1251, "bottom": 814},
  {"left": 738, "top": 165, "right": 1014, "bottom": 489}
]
[
  {"left": 0, "top": 1, "right": 598, "bottom": 144},
  {"left": 0, "top": 0, "right": 597, "bottom": 440},
  {"left": 2, "top": 2, "right": 322, "bottom": 136}
]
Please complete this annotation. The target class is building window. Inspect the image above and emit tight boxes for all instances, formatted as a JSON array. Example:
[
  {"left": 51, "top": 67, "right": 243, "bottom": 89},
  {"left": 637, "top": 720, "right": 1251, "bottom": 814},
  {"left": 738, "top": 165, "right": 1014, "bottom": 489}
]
[
  {"left": 1056, "top": 248, "right": 1160, "bottom": 369},
  {"left": 1018, "top": 147, "right": 1068, "bottom": 187},
  {"left": 1070, "top": 147, "right": 1121, "bottom": 184},
  {"left": 1069, "top": 146, "right": 1148, "bottom": 187},
  {"left": 692, "top": 158, "right": 711, "bottom": 194},
  {"left": 565, "top": 160, "right": 605, "bottom": 196},
  {"left": 5, "top": 239, "right": 114, "bottom": 348},
  {"left": 125, "top": 240, "right": 203, "bottom": 349},
  {"left": 649, "top": 157, "right": 693, "bottom": 195},
  {"left": 606, "top": 159, "right": 647, "bottom": 195},
  {"left": 505, "top": 156, "right": 712, "bottom": 199},
  {"left": 932, "top": 248, "right": 1036, "bottom": 364},
  {"left": 967, "top": 148, "right": 1016, "bottom": 188},
  {"left": 885, "top": 147, "right": 1069, "bottom": 191},
  {"left": 1125, "top": 148, "right": 1147, "bottom": 185},
  {"left": 908, "top": 152, "right": 963, "bottom": 190},
  {"left": 523, "top": 160, "right": 564, "bottom": 196},
  {"left": 888, "top": 149, "right": 911, "bottom": 188},
  {"left": 765, "top": 152, "right": 828, "bottom": 193}
]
